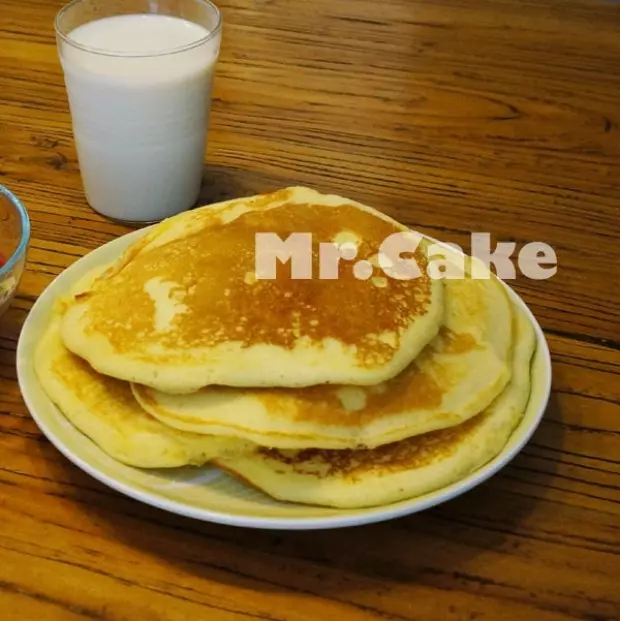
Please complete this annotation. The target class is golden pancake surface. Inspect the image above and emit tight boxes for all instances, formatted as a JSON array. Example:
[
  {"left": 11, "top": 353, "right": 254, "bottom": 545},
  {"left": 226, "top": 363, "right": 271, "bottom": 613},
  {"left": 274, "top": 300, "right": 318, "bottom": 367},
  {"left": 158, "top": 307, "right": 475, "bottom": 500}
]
[{"left": 60, "top": 187, "right": 444, "bottom": 393}]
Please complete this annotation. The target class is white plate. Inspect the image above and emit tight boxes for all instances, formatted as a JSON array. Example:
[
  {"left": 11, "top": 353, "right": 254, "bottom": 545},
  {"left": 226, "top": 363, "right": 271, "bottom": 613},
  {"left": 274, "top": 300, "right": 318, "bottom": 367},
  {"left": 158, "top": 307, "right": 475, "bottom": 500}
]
[{"left": 16, "top": 227, "right": 552, "bottom": 530}]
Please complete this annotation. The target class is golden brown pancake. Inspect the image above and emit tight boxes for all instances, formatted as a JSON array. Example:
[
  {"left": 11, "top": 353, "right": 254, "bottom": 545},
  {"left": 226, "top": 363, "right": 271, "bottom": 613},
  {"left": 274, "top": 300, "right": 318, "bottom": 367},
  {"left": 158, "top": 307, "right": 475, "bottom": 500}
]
[{"left": 60, "top": 187, "right": 444, "bottom": 392}]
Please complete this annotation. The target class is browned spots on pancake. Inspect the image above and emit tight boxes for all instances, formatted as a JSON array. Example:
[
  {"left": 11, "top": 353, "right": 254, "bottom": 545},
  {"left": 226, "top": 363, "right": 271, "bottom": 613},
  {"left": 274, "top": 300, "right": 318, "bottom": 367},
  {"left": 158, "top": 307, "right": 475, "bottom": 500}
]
[
  {"left": 256, "top": 355, "right": 444, "bottom": 426},
  {"left": 135, "top": 363, "right": 443, "bottom": 428},
  {"left": 259, "top": 413, "right": 486, "bottom": 478},
  {"left": 82, "top": 198, "right": 432, "bottom": 367},
  {"left": 437, "top": 328, "right": 481, "bottom": 354}
]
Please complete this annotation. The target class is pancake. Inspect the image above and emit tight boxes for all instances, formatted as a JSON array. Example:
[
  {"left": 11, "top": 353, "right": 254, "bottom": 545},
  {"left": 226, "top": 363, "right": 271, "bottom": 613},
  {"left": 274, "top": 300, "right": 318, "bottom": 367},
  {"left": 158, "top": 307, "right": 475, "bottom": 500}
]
[
  {"left": 60, "top": 186, "right": 444, "bottom": 393},
  {"left": 35, "top": 303, "right": 250, "bottom": 469},
  {"left": 132, "top": 267, "right": 513, "bottom": 449},
  {"left": 214, "top": 303, "right": 536, "bottom": 509}
]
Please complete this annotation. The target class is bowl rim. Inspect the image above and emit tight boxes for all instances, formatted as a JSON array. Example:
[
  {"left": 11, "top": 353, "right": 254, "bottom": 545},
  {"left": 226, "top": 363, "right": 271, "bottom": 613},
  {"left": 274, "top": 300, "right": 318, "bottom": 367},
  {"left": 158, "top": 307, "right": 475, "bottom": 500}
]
[{"left": 0, "top": 185, "right": 31, "bottom": 278}]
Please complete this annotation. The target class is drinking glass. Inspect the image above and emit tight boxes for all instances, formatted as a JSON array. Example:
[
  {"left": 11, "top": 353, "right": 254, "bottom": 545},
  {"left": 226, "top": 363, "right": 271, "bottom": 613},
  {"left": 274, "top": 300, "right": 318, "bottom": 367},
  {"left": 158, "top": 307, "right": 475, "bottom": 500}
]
[{"left": 55, "top": 0, "right": 222, "bottom": 223}]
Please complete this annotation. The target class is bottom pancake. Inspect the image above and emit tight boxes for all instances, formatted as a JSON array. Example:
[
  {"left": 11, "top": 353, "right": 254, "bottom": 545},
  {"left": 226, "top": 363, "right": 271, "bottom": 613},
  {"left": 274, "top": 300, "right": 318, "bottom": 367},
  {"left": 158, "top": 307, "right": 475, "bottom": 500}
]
[
  {"left": 35, "top": 306, "right": 250, "bottom": 469},
  {"left": 215, "top": 304, "right": 536, "bottom": 509}
]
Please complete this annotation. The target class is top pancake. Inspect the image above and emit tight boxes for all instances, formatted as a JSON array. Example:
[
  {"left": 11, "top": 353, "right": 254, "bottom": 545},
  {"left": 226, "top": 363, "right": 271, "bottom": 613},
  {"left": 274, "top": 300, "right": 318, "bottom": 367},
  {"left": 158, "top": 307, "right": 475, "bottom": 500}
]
[{"left": 60, "top": 187, "right": 444, "bottom": 393}]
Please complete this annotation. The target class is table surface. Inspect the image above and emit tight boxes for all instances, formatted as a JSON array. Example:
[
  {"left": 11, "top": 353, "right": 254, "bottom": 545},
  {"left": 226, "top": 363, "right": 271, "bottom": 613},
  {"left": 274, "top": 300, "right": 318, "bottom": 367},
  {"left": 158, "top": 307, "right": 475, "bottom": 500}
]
[{"left": 1, "top": 0, "right": 619, "bottom": 619}]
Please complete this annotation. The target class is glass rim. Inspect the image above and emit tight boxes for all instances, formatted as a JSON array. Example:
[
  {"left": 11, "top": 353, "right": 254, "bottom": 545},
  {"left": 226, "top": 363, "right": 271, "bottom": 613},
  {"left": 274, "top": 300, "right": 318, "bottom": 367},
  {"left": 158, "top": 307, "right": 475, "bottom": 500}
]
[
  {"left": 0, "top": 185, "right": 31, "bottom": 278},
  {"left": 54, "top": 0, "right": 222, "bottom": 58}
]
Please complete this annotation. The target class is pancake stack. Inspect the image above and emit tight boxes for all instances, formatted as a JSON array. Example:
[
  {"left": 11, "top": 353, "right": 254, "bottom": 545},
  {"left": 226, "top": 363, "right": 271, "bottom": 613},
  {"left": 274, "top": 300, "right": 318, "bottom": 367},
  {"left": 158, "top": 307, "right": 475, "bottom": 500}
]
[{"left": 35, "top": 187, "right": 537, "bottom": 509}]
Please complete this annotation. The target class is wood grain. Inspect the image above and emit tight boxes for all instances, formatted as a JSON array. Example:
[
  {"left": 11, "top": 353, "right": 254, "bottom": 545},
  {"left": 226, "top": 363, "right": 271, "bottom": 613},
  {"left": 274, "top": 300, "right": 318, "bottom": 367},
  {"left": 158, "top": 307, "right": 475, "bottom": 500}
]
[{"left": 1, "top": 0, "right": 619, "bottom": 619}]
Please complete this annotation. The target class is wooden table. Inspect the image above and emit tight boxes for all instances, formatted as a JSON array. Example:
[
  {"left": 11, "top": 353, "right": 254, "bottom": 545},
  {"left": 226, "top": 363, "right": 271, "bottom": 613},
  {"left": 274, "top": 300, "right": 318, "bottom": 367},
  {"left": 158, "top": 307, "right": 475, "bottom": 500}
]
[{"left": 1, "top": 0, "right": 619, "bottom": 619}]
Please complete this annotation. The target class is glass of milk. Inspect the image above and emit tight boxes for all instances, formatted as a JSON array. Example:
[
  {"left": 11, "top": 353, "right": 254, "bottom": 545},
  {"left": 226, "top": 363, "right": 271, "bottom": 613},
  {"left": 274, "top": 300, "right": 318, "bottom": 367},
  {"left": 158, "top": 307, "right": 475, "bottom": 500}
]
[{"left": 55, "top": 0, "right": 222, "bottom": 222}]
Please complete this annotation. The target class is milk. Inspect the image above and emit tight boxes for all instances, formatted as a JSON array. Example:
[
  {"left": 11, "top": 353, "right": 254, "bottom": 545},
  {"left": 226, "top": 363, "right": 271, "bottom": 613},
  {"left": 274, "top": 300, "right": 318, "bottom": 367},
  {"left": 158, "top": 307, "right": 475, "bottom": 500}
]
[{"left": 58, "top": 14, "right": 220, "bottom": 221}]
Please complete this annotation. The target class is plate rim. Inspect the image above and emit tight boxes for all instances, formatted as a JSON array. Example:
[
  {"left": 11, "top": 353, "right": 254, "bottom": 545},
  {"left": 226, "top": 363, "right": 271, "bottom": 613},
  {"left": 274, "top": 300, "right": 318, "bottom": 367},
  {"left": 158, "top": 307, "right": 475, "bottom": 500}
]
[{"left": 16, "top": 226, "right": 553, "bottom": 530}]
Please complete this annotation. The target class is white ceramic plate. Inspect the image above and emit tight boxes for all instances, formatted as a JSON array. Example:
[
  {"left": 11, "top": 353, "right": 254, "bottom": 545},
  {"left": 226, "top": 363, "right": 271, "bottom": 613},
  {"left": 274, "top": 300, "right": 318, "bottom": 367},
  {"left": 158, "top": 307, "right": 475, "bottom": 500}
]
[{"left": 16, "top": 227, "right": 552, "bottom": 530}]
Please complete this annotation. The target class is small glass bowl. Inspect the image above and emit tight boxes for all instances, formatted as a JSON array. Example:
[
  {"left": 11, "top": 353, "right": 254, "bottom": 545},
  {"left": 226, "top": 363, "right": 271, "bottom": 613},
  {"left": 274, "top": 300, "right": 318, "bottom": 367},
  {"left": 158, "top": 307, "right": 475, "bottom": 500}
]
[{"left": 0, "top": 186, "right": 30, "bottom": 322}]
